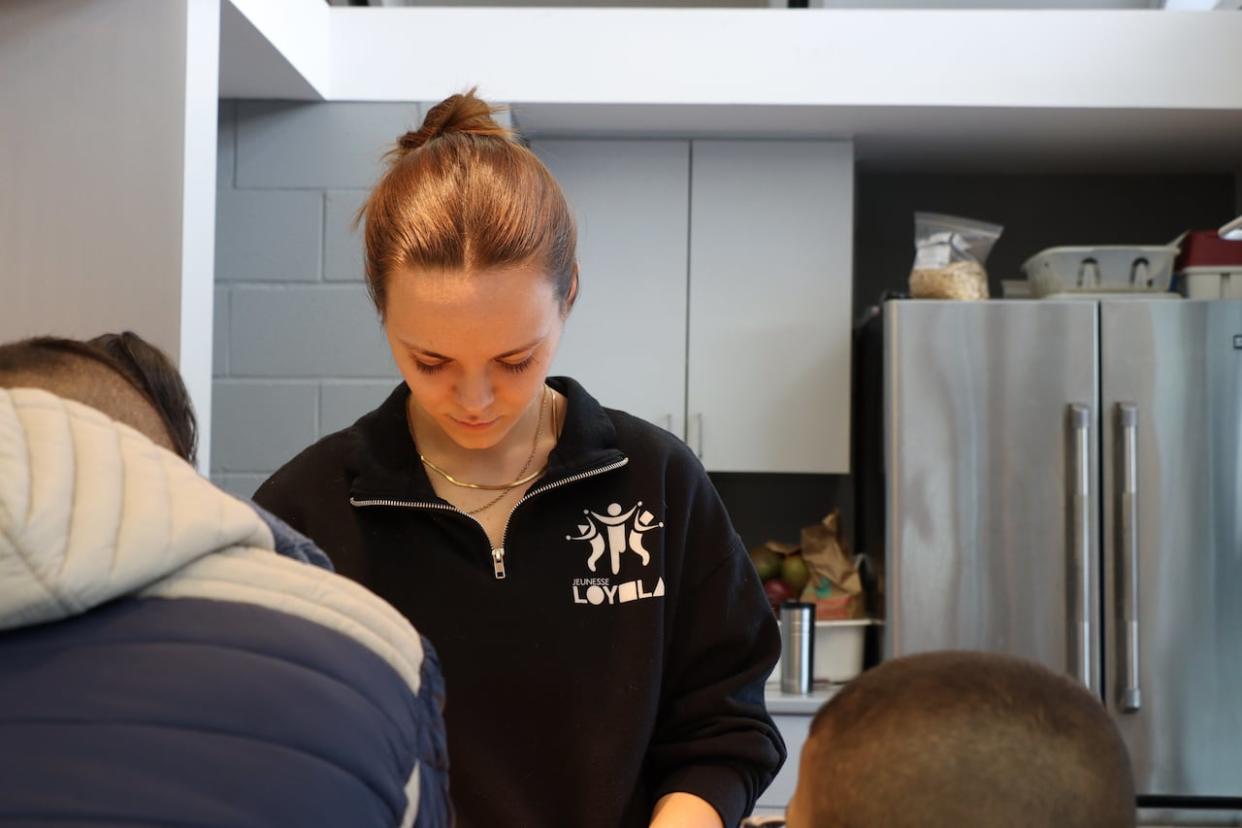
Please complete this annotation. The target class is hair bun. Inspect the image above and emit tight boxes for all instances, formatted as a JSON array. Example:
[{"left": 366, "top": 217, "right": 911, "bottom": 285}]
[{"left": 395, "top": 89, "right": 513, "bottom": 155}]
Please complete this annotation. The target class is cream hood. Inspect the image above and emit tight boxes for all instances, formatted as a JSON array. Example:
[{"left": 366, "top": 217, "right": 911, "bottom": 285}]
[{"left": 0, "top": 387, "right": 273, "bottom": 630}]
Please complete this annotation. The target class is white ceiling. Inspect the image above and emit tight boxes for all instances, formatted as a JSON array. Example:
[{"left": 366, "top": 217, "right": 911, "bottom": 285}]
[
  {"left": 328, "top": 0, "right": 1240, "bottom": 7},
  {"left": 223, "top": 2, "right": 1242, "bottom": 172}
]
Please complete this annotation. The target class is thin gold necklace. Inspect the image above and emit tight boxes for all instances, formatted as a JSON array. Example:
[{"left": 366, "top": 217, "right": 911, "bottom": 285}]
[
  {"left": 412, "top": 387, "right": 551, "bottom": 516},
  {"left": 454, "top": 389, "right": 552, "bottom": 516},
  {"left": 418, "top": 387, "right": 548, "bottom": 490}
]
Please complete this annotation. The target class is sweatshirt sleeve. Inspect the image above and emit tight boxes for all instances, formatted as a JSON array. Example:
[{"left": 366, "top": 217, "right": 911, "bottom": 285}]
[
  {"left": 251, "top": 434, "right": 346, "bottom": 537},
  {"left": 648, "top": 461, "right": 787, "bottom": 826},
  {"left": 252, "top": 470, "right": 304, "bottom": 533}
]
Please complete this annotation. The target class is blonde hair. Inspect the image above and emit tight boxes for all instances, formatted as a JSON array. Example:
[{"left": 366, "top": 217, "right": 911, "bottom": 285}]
[{"left": 358, "top": 89, "right": 577, "bottom": 316}]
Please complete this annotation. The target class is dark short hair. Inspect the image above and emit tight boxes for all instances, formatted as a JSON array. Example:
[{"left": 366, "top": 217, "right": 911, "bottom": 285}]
[
  {"left": 0, "top": 336, "right": 124, "bottom": 378},
  {"left": 0, "top": 334, "right": 197, "bottom": 465},
  {"left": 796, "top": 651, "right": 1136, "bottom": 828},
  {"left": 89, "top": 332, "right": 198, "bottom": 465}
]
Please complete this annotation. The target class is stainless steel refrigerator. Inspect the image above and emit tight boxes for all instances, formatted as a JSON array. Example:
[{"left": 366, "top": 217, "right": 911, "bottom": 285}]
[{"left": 881, "top": 298, "right": 1242, "bottom": 817}]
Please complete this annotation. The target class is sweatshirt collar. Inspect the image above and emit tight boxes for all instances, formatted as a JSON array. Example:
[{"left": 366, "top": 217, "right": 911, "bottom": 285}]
[{"left": 348, "top": 376, "right": 625, "bottom": 503}]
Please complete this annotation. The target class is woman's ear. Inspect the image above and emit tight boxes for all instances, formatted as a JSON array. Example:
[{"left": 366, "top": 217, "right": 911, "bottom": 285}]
[{"left": 564, "top": 264, "right": 580, "bottom": 315}]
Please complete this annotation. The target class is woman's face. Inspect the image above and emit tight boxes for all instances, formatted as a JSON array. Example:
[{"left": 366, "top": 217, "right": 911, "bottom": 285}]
[{"left": 383, "top": 262, "right": 569, "bottom": 451}]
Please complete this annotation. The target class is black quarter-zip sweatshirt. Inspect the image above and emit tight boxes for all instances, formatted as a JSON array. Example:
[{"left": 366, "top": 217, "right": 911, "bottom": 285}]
[{"left": 254, "top": 376, "right": 785, "bottom": 827}]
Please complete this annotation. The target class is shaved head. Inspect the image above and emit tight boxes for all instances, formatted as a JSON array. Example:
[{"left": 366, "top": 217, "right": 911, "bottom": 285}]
[
  {"left": 0, "top": 338, "right": 176, "bottom": 453},
  {"left": 786, "top": 651, "right": 1135, "bottom": 828}
]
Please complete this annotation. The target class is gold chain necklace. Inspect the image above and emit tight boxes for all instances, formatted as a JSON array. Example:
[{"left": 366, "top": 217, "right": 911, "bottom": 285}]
[{"left": 411, "top": 386, "right": 552, "bottom": 515}]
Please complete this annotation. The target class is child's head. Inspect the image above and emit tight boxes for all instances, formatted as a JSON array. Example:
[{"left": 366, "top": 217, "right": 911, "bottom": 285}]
[
  {"left": 785, "top": 651, "right": 1135, "bottom": 828},
  {"left": 89, "top": 331, "right": 198, "bottom": 464},
  {"left": 0, "top": 334, "right": 189, "bottom": 459}
]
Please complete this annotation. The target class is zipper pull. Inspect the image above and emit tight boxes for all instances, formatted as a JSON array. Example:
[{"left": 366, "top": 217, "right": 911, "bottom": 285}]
[{"left": 491, "top": 548, "right": 507, "bottom": 580}]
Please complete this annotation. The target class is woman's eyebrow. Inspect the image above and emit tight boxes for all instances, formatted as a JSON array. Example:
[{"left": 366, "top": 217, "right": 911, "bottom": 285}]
[
  {"left": 493, "top": 338, "right": 544, "bottom": 358},
  {"left": 406, "top": 337, "right": 544, "bottom": 361}
]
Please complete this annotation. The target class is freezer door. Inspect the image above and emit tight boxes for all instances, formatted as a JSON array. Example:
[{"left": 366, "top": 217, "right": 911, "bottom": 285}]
[
  {"left": 1101, "top": 300, "right": 1242, "bottom": 799},
  {"left": 884, "top": 300, "right": 1100, "bottom": 690}
]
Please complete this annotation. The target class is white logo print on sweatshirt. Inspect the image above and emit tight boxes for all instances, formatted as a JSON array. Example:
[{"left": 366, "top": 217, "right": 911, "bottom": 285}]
[
  {"left": 567, "top": 501, "right": 665, "bottom": 606},
  {"left": 567, "top": 501, "right": 663, "bottom": 575}
]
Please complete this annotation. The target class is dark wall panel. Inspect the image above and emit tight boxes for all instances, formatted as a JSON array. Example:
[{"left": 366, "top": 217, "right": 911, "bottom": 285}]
[{"left": 854, "top": 173, "right": 1237, "bottom": 316}]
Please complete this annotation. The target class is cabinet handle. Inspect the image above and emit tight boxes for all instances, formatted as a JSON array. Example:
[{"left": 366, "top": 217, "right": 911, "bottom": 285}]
[
  {"left": 1118, "top": 403, "right": 1142, "bottom": 713},
  {"left": 659, "top": 413, "right": 673, "bottom": 433},
  {"left": 695, "top": 413, "right": 704, "bottom": 459},
  {"left": 1067, "top": 405, "right": 1093, "bottom": 693}
]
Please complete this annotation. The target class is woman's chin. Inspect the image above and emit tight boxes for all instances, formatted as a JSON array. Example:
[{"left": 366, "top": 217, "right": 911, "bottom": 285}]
[{"left": 445, "top": 417, "right": 507, "bottom": 448}]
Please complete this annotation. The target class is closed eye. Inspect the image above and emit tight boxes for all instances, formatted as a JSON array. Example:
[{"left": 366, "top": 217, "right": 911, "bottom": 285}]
[
  {"left": 413, "top": 359, "right": 447, "bottom": 375},
  {"left": 499, "top": 355, "right": 536, "bottom": 374}
]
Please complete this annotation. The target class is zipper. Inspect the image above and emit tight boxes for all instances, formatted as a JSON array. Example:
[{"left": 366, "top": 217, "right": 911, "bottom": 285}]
[
  {"left": 350, "top": 456, "right": 629, "bottom": 581},
  {"left": 493, "top": 456, "right": 630, "bottom": 580}
]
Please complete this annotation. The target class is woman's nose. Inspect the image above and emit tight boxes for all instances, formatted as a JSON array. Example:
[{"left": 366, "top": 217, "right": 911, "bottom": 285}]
[{"left": 454, "top": 373, "right": 495, "bottom": 416}]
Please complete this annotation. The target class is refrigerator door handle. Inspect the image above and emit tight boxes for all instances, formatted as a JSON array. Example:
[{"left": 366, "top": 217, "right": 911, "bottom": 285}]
[
  {"left": 1069, "top": 404, "right": 1093, "bottom": 693},
  {"left": 1118, "top": 403, "right": 1142, "bottom": 713}
]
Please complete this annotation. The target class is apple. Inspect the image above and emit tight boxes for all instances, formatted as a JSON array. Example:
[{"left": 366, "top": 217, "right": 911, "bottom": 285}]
[
  {"left": 763, "top": 578, "right": 794, "bottom": 609},
  {"left": 750, "top": 547, "right": 783, "bottom": 582},
  {"left": 781, "top": 554, "right": 810, "bottom": 596}
]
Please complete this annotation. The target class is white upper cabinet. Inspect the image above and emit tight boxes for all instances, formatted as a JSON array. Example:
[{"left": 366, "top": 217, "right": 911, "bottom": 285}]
[
  {"left": 536, "top": 138, "right": 853, "bottom": 474},
  {"left": 687, "top": 140, "right": 853, "bottom": 474},
  {"left": 535, "top": 140, "right": 691, "bottom": 435}
]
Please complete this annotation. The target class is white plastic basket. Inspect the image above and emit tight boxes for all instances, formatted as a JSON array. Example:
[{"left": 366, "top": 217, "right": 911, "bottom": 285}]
[
  {"left": 1180, "top": 266, "right": 1242, "bottom": 299},
  {"left": 1000, "top": 279, "right": 1033, "bottom": 299},
  {"left": 1022, "top": 246, "right": 1178, "bottom": 297}
]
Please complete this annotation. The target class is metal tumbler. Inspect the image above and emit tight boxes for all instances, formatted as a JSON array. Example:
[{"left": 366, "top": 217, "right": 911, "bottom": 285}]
[{"left": 780, "top": 601, "right": 815, "bottom": 695}]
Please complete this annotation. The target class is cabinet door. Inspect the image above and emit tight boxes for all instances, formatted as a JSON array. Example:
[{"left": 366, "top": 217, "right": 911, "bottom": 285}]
[
  {"left": 532, "top": 140, "right": 690, "bottom": 435},
  {"left": 688, "top": 141, "right": 853, "bottom": 472}
]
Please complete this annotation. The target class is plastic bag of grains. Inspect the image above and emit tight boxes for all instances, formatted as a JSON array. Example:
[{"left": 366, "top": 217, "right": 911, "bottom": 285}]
[{"left": 909, "top": 212, "right": 1004, "bottom": 300}]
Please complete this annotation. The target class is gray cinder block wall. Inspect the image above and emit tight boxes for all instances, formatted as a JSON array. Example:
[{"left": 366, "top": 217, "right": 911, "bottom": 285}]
[{"left": 211, "top": 101, "right": 431, "bottom": 498}]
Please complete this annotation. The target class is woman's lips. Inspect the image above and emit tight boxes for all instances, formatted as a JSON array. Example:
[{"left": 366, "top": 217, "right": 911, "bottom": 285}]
[{"left": 451, "top": 417, "right": 498, "bottom": 431}]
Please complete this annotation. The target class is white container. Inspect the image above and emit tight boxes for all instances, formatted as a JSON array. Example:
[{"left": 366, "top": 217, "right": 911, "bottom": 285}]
[
  {"left": 1181, "top": 266, "right": 1242, "bottom": 299},
  {"left": 814, "top": 619, "right": 873, "bottom": 683},
  {"left": 1022, "top": 245, "right": 1178, "bottom": 297},
  {"left": 1000, "top": 279, "right": 1033, "bottom": 298},
  {"left": 769, "top": 619, "right": 876, "bottom": 686}
]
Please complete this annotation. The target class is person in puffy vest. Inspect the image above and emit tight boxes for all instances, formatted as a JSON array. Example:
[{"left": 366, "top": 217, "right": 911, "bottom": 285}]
[{"left": 0, "top": 335, "right": 451, "bottom": 828}]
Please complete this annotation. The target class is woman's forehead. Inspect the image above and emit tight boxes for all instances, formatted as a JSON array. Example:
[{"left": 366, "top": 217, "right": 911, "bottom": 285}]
[
  {"left": 389, "top": 264, "right": 554, "bottom": 307},
  {"left": 385, "top": 267, "right": 559, "bottom": 357}
]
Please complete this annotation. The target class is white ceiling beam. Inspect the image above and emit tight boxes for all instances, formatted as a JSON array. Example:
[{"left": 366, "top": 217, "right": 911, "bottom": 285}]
[
  {"left": 220, "top": 0, "right": 329, "bottom": 99},
  {"left": 323, "top": 9, "right": 1242, "bottom": 110},
  {"left": 220, "top": 5, "right": 1242, "bottom": 169}
]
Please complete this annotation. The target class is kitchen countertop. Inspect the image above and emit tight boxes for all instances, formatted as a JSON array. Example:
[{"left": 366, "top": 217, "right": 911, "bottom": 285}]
[{"left": 764, "top": 684, "right": 840, "bottom": 715}]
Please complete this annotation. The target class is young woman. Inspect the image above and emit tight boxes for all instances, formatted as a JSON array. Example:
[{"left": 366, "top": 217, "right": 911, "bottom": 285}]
[{"left": 254, "top": 91, "right": 784, "bottom": 828}]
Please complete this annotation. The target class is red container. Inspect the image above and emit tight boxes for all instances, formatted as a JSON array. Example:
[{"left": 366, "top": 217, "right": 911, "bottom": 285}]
[{"left": 1175, "top": 230, "right": 1242, "bottom": 270}]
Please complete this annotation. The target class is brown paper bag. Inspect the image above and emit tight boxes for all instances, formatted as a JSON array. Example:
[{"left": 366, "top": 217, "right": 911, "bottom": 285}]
[{"left": 799, "top": 511, "right": 865, "bottom": 620}]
